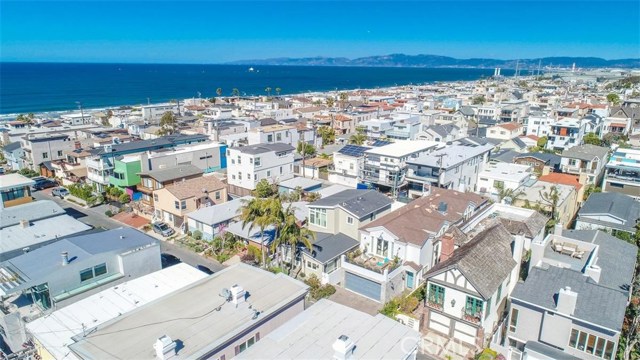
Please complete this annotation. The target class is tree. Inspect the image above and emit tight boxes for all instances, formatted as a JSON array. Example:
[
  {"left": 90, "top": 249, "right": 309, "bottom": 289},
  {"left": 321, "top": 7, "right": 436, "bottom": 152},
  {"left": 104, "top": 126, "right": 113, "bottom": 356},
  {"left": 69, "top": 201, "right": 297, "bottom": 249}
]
[
  {"left": 231, "top": 88, "right": 240, "bottom": 98},
  {"left": 156, "top": 111, "right": 177, "bottom": 136},
  {"left": 607, "top": 93, "right": 621, "bottom": 105},
  {"left": 253, "top": 179, "right": 277, "bottom": 198},
  {"left": 275, "top": 87, "right": 281, "bottom": 96},
  {"left": 583, "top": 184, "right": 601, "bottom": 201},
  {"left": 339, "top": 92, "right": 348, "bottom": 109},
  {"left": 271, "top": 204, "right": 315, "bottom": 273},
  {"left": 583, "top": 132, "right": 602, "bottom": 146},
  {"left": 325, "top": 96, "right": 335, "bottom": 108},
  {"left": 472, "top": 95, "right": 486, "bottom": 105},
  {"left": 536, "top": 136, "right": 548, "bottom": 149},
  {"left": 317, "top": 126, "right": 335, "bottom": 146},
  {"left": 349, "top": 132, "right": 367, "bottom": 145},
  {"left": 297, "top": 141, "right": 316, "bottom": 158},
  {"left": 240, "top": 198, "right": 278, "bottom": 268},
  {"left": 495, "top": 181, "right": 525, "bottom": 204},
  {"left": 539, "top": 185, "right": 560, "bottom": 220},
  {"left": 216, "top": 87, "right": 223, "bottom": 97},
  {"left": 265, "top": 87, "right": 272, "bottom": 97}
]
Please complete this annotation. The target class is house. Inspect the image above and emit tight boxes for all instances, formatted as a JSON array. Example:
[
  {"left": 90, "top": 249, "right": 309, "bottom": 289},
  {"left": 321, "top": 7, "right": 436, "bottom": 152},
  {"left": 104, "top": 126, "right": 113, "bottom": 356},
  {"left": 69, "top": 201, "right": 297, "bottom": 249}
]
[
  {"left": 307, "top": 189, "right": 393, "bottom": 241},
  {"left": 247, "top": 124, "right": 299, "bottom": 146},
  {"left": 2, "top": 142, "right": 24, "bottom": 170},
  {"left": 361, "top": 140, "right": 439, "bottom": 197},
  {"left": 109, "top": 155, "right": 142, "bottom": 196},
  {"left": 575, "top": 192, "right": 640, "bottom": 236},
  {"left": 21, "top": 133, "right": 77, "bottom": 174},
  {"left": 486, "top": 122, "right": 523, "bottom": 141},
  {"left": 406, "top": 142, "right": 493, "bottom": 196},
  {"left": 546, "top": 118, "right": 586, "bottom": 151},
  {"left": 499, "top": 137, "right": 529, "bottom": 153},
  {"left": 296, "top": 157, "right": 333, "bottom": 180},
  {"left": 0, "top": 228, "right": 161, "bottom": 310},
  {"left": 424, "top": 224, "right": 517, "bottom": 348},
  {"left": 538, "top": 172, "right": 585, "bottom": 205},
  {"left": 344, "top": 189, "right": 488, "bottom": 302},
  {"left": 0, "top": 200, "right": 91, "bottom": 261},
  {"left": 236, "top": 299, "right": 420, "bottom": 360},
  {"left": 67, "top": 264, "right": 309, "bottom": 360},
  {"left": 525, "top": 114, "right": 555, "bottom": 138},
  {"left": 504, "top": 229, "right": 637, "bottom": 360},
  {"left": 602, "top": 147, "right": 640, "bottom": 198},
  {"left": 476, "top": 162, "right": 532, "bottom": 198},
  {"left": 513, "top": 152, "right": 561, "bottom": 174},
  {"left": 186, "top": 196, "right": 252, "bottom": 241},
  {"left": 0, "top": 173, "right": 35, "bottom": 209},
  {"left": 328, "top": 145, "right": 371, "bottom": 188},
  {"left": 141, "top": 141, "right": 228, "bottom": 174},
  {"left": 277, "top": 177, "right": 322, "bottom": 194},
  {"left": 52, "top": 147, "right": 93, "bottom": 186},
  {"left": 153, "top": 175, "right": 227, "bottom": 229},
  {"left": 417, "top": 124, "right": 462, "bottom": 142},
  {"left": 515, "top": 180, "right": 579, "bottom": 228},
  {"left": 137, "top": 164, "right": 203, "bottom": 207},
  {"left": 300, "top": 232, "right": 360, "bottom": 284},
  {"left": 560, "top": 144, "right": 609, "bottom": 185},
  {"left": 227, "top": 143, "right": 295, "bottom": 196},
  {"left": 22, "top": 264, "right": 207, "bottom": 360}
]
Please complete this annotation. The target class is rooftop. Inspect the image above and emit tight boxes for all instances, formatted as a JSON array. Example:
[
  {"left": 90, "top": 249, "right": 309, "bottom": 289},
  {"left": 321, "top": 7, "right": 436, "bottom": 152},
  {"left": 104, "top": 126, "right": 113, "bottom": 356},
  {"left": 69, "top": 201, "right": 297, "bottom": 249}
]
[
  {"left": 138, "top": 164, "right": 203, "bottom": 183},
  {"left": 68, "top": 264, "right": 308, "bottom": 360},
  {"left": 303, "top": 232, "right": 360, "bottom": 265},
  {"left": 479, "top": 162, "right": 532, "bottom": 181},
  {"left": 309, "top": 189, "right": 392, "bottom": 219},
  {"left": 187, "top": 196, "right": 252, "bottom": 226},
  {"left": 407, "top": 143, "right": 493, "bottom": 169},
  {"left": 236, "top": 299, "right": 420, "bottom": 360},
  {"left": 578, "top": 192, "right": 640, "bottom": 233},
  {"left": 364, "top": 140, "right": 438, "bottom": 157},
  {"left": 0, "top": 173, "right": 35, "bottom": 191},
  {"left": 561, "top": 144, "right": 609, "bottom": 161},
  {"left": 164, "top": 175, "right": 226, "bottom": 200},
  {"left": 230, "top": 143, "right": 295, "bottom": 155},
  {"left": 278, "top": 177, "right": 322, "bottom": 190}
]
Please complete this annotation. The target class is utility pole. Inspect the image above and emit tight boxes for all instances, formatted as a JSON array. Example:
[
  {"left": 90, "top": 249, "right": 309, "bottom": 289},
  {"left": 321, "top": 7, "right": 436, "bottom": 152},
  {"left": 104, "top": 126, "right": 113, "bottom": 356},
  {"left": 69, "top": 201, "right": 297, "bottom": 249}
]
[
  {"left": 76, "top": 101, "right": 85, "bottom": 124},
  {"left": 435, "top": 153, "right": 446, "bottom": 188}
]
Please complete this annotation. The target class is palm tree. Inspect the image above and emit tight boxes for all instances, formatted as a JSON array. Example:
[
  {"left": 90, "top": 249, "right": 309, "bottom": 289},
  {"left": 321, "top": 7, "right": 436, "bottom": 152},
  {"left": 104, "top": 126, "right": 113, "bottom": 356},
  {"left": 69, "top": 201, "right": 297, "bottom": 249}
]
[
  {"left": 239, "top": 198, "right": 275, "bottom": 267},
  {"left": 494, "top": 182, "right": 525, "bottom": 204},
  {"left": 349, "top": 133, "right": 367, "bottom": 145},
  {"left": 326, "top": 96, "right": 335, "bottom": 108},
  {"left": 272, "top": 205, "right": 315, "bottom": 274},
  {"left": 539, "top": 185, "right": 560, "bottom": 220},
  {"left": 231, "top": 88, "right": 240, "bottom": 98},
  {"left": 265, "top": 87, "right": 272, "bottom": 97},
  {"left": 339, "top": 92, "right": 348, "bottom": 109},
  {"left": 275, "top": 87, "right": 281, "bottom": 96},
  {"left": 216, "top": 87, "right": 223, "bottom": 97}
]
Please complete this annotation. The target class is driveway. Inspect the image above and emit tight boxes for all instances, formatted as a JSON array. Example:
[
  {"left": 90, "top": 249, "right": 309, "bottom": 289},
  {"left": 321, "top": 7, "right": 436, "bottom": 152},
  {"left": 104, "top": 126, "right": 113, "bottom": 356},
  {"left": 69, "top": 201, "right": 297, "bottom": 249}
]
[
  {"left": 159, "top": 240, "right": 225, "bottom": 273},
  {"left": 32, "top": 189, "right": 122, "bottom": 230},
  {"left": 328, "top": 286, "right": 382, "bottom": 316}
]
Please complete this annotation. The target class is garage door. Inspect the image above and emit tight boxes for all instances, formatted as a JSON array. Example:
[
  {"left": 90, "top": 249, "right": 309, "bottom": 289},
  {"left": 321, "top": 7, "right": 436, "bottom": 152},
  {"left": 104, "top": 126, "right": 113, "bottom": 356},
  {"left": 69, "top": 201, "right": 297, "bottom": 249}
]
[
  {"left": 345, "top": 272, "right": 382, "bottom": 301},
  {"left": 453, "top": 321, "right": 476, "bottom": 345}
]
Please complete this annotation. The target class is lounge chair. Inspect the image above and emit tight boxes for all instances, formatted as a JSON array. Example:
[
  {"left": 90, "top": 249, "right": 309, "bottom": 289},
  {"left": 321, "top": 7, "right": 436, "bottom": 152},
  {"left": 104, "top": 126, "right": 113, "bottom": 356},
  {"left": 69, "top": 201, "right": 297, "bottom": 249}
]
[{"left": 572, "top": 250, "right": 585, "bottom": 259}]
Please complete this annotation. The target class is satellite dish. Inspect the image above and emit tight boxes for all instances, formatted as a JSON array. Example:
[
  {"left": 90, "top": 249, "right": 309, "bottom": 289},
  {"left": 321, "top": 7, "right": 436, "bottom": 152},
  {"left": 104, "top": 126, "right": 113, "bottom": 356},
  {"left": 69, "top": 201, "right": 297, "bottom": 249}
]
[{"left": 219, "top": 288, "right": 231, "bottom": 301}]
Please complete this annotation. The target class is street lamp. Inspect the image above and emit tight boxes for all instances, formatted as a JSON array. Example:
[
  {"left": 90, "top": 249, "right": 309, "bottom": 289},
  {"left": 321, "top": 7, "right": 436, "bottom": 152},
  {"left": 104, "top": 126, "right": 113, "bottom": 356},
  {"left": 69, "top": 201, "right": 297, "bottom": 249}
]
[{"left": 75, "top": 101, "right": 85, "bottom": 123}]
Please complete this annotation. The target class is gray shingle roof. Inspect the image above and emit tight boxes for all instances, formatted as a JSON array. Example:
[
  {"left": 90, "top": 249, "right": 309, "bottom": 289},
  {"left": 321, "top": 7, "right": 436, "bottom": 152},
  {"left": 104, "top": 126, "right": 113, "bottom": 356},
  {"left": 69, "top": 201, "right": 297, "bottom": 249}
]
[
  {"left": 426, "top": 223, "right": 516, "bottom": 299},
  {"left": 577, "top": 192, "right": 640, "bottom": 233},
  {"left": 499, "top": 211, "right": 548, "bottom": 239},
  {"left": 138, "top": 164, "right": 202, "bottom": 183},
  {"left": 2, "top": 142, "right": 22, "bottom": 152},
  {"left": 303, "top": 232, "right": 359, "bottom": 264},
  {"left": 561, "top": 144, "right": 609, "bottom": 161},
  {"left": 514, "top": 152, "right": 561, "bottom": 169},
  {"left": 525, "top": 341, "right": 581, "bottom": 360},
  {"left": 231, "top": 143, "right": 295, "bottom": 155},
  {"left": 309, "top": 189, "right": 392, "bottom": 219}
]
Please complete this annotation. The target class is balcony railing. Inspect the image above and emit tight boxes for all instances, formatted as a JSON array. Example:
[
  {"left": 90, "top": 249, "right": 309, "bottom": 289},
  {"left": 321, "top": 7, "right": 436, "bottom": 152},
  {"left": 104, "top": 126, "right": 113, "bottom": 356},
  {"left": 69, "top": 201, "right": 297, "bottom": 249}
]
[
  {"left": 461, "top": 308, "right": 482, "bottom": 324},
  {"left": 606, "top": 171, "right": 640, "bottom": 183},
  {"left": 562, "top": 165, "right": 596, "bottom": 174},
  {"left": 344, "top": 251, "right": 401, "bottom": 275},
  {"left": 426, "top": 300, "right": 444, "bottom": 311}
]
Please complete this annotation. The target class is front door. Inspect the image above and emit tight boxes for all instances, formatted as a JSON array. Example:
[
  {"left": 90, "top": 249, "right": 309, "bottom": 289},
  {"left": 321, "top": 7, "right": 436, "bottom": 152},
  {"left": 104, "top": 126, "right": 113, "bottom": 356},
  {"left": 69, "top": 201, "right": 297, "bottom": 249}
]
[{"left": 406, "top": 271, "right": 414, "bottom": 289}]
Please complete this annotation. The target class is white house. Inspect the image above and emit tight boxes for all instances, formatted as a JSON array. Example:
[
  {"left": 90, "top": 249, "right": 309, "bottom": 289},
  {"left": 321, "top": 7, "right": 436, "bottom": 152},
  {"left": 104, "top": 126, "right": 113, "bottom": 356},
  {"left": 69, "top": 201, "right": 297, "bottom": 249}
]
[
  {"left": 247, "top": 124, "right": 299, "bottom": 147},
  {"left": 328, "top": 145, "right": 371, "bottom": 188},
  {"left": 227, "top": 143, "right": 295, "bottom": 196},
  {"left": 476, "top": 162, "right": 532, "bottom": 198}
]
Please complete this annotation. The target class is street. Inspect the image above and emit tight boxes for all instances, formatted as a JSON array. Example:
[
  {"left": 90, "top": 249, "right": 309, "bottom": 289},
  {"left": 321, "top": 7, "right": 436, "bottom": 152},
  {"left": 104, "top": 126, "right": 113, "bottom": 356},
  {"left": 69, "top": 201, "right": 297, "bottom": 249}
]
[{"left": 32, "top": 188, "right": 226, "bottom": 273}]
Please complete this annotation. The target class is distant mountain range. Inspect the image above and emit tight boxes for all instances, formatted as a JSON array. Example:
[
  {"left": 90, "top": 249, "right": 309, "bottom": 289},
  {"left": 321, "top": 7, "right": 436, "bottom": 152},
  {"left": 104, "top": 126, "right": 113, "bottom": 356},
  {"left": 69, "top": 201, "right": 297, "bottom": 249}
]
[{"left": 227, "top": 54, "right": 640, "bottom": 69}]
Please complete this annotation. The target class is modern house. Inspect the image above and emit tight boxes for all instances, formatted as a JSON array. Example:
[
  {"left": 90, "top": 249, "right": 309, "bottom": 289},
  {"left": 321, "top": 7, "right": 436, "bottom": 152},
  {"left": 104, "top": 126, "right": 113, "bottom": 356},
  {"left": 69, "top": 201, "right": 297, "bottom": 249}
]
[
  {"left": 546, "top": 118, "right": 586, "bottom": 151},
  {"left": 516, "top": 179, "right": 579, "bottom": 228},
  {"left": 300, "top": 232, "right": 360, "bottom": 285},
  {"left": 476, "top": 162, "right": 532, "bottom": 199},
  {"left": 227, "top": 143, "right": 296, "bottom": 196},
  {"left": 575, "top": 192, "right": 640, "bottom": 236},
  {"left": 236, "top": 299, "right": 420, "bottom": 360},
  {"left": 2, "top": 142, "right": 25, "bottom": 171},
  {"left": 424, "top": 223, "right": 517, "bottom": 348},
  {"left": 513, "top": 152, "right": 561, "bottom": 174},
  {"left": 406, "top": 142, "right": 493, "bottom": 197},
  {"left": 153, "top": 175, "right": 227, "bottom": 229},
  {"left": 0, "top": 228, "right": 161, "bottom": 310},
  {"left": 361, "top": 140, "right": 439, "bottom": 197},
  {"left": 503, "top": 229, "right": 637, "bottom": 360},
  {"left": 247, "top": 124, "right": 299, "bottom": 146},
  {"left": 306, "top": 189, "right": 393, "bottom": 241},
  {"left": 109, "top": 155, "right": 142, "bottom": 197},
  {"left": 328, "top": 145, "right": 371, "bottom": 188},
  {"left": 20, "top": 133, "right": 76, "bottom": 174},
  {"left": 67, "top": 264, "right": 309, "bottom": 360},
  {"left": 186, "top": 196, "right": 252, "bottom": 241},
  {"left": 0, "top": 173, "right": 35, "bottom": 209},
  {"left": 343, "top": 188, "right": 488, "bottom": 302},
  {"left": 560, "top": 144, "right": 609, "bottom": 186},
  {"left": 137, "top": 164, "right": 203, "bottom": 207},
  {"left": 602, "top": 147, "right": 640, "bottom": 198}
]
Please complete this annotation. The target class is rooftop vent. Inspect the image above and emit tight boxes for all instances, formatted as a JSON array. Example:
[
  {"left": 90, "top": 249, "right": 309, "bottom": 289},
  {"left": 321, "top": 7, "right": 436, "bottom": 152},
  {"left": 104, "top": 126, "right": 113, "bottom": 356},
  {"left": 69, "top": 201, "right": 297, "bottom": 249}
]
[
  {"left": 61, "top": 251, "right": 69, "bottom": 266},
  {"left": 154, "top": 335, "right": 177, "bottom": 360},
  {"left": 19, "top": 219, "right": 30, "bottom": 229},
  {"left": 332, "top": 335, "right": 356, "bottom": 360},
  {"left": 437, "top": 201, "right": 448, "bottom": 214},
  {"left": 230, "top": 284, "right": 246, "bottom": 305}
]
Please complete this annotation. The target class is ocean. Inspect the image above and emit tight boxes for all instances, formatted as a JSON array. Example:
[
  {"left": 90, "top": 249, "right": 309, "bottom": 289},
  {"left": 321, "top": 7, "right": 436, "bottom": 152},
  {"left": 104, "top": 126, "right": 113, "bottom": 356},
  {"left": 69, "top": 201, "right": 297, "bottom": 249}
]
[{"left": 0, "top": 62, "right": 512, "bottom": 115}]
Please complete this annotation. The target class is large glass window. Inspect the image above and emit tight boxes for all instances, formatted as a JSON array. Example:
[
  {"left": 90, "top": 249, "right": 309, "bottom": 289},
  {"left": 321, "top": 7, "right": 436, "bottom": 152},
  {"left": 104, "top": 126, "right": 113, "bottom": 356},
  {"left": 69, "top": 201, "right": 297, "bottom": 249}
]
[
  {"left": 309, "top": 208, "right": 327, "bottom": 227},
  {"left": 568, "top": 328, "right": 616, "bottom": 359},
  {"left": 509, "top": 308, "right": 519, "bottom": 333},
  {"left": 1, "top": 188, "right": 27, "bottom": 202},
  {"left": 428, "top": 283, "right": 445, "bottom": 306},
  {"left": 465, "top": 296, "right": 483, "bottom": 317},
  {"left": 376, "top": 237, "right": 389, "bottom": 257}
]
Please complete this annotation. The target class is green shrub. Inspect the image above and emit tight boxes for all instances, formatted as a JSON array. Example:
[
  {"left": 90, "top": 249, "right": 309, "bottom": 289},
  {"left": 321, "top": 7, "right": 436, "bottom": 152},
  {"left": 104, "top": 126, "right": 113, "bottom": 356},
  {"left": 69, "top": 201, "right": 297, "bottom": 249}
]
[
  {"left": 193, "top": 230, "right": 203, "bottom": 240},
  {"left": 118, "top": 193, "right": 130, "bottom": 203},
  {"left": 399, "top": 295, "right": 419, "bottom": 313},
  {"left": 104, "top": 210, "right": 113, "bottom": 217},
  {"left": 380, "top": 298, "right": 401, "bottom": 318},
  {"left": 216, "top": 253, "right": 231, "bottom": 263}
]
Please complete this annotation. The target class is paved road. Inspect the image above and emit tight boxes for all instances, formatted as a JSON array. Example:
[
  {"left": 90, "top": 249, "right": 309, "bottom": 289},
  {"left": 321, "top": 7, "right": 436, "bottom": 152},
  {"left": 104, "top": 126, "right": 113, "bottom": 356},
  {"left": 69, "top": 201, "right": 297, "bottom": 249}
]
[{"left": 33, "top": 189, "right": 226, "bottom": 273}]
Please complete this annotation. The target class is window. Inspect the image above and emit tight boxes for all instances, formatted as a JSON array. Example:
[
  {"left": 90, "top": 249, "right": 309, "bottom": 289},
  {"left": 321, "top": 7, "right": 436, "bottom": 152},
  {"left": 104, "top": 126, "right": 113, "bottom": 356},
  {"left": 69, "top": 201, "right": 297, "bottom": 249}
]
[
  {"left": 80, "top": 263, "right": 107, "bottom": 282},
  {"left": 280, "top": 166, "right": 283, "bottom": 174},
  {"left": 485, "top": 296, "right": 492, "bottom": 318},
  {"left": 1, "top": 188, "right": 26, "bottom": 202},
  {"left": 376, "top": 237, "right": 389, "bottom": 257},
  {"left": 143, "top": 178, "right": 153, "bottom": 188},
  {"left": 267, "top": 134, "right": 273, "bottom": 142},
  {"left": 509, "top": 308, "right": 519, "bottom": 332},
  {"left": 174, "top": 201, "right": 180, "bottom": 210},
  {"left": 153, "top": 194, "right": 158, "bottom": 202},
  {"left": 237, "top": 156, "right": 241, "bottom": 164},
  {"left": 309, "top": 207, "right": 327, "bottom": 227},
  {"left": 465, "top": 296, "right": 483, "bottom": 317},
  {"left": 181, "top": 200, "right": 187, "bottom": 210},
  {"left": 238, "top": 172, "right": 242, "bottom": 180},
  {"left": 255, "top": 157, "right": 261, "bottom": 166},
  {"left": 57, "top": 150, "right": 63, "bottom": 157},
  {"left": 496, "top": 284, "right": 502, "bottom": 304},
  {"left": 568, "top": 329, "right": 616, "bottom": 359},
  {"left": 94, "top": 263, "right": 107, "bottom": 277},
  {"left": 254, "top": 174, "right": 257, "bottom": 181},
  {"left": 276, "top": 133, "right": 282, "bottom": 141},
  {"left": 428, "top": 283, "right": 445, "bottom": 306},
  {"left": 215, "top": 191, "right": 221, "bottom": 200},
  {"left": 347, "top": 216, "right": 354, "bottom": 225},
  {"left": 80, "top": 268, "right": 93, "bottom": 282},
  {"left": 42, "top": 152, "right": 48, "bottom": 159}
]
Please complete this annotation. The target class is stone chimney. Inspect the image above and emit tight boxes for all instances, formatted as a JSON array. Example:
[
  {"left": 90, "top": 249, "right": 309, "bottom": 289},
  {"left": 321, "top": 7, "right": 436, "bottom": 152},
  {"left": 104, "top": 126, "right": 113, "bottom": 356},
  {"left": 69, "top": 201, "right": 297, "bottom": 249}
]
[
  {"left": 439, "top": 233, "right": 456, "bottom": 262},
  {"left": 153, "top": 335, "right": 177, "bottom": 360},
  {"left": 332, "top": 335, "right": 356, "bottom": 360},
  {"left": 61, "top": 251, "right": 69, "bottom": 266},
  {"left": 556, "top": 286, "right": 578, "bottom": 315}
]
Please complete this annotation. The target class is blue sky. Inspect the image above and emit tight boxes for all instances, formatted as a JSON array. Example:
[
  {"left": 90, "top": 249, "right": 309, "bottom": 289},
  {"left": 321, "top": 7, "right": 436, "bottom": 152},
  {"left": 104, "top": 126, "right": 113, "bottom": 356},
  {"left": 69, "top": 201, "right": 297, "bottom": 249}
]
[{"left": 1, "top": 1, "right": 639, "bottom": 63}]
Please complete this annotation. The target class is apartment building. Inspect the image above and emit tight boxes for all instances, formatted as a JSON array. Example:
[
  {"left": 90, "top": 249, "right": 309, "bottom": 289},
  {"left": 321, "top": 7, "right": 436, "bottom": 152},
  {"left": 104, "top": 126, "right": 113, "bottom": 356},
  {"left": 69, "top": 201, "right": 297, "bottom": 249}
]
[
  {"left": 227, "top": 143, "right": 295, "bottom": 196},
  {"left": 21, "top": 133, "right": 76, "bottom": 174},
  {"left": 525, "top": 113, "right": 555, "bottom": 137},
  {"left": 328, "top": 145, "right": 371, "bottom": 188},
  {"left": 247, "top": 124, "right": 299, "bottom": 146},
  {"left": 546, "top": 118, "right": 587, "bottom": 151},
  {"left": 602, "top": 147, "right": 640, "bottom": 198}
]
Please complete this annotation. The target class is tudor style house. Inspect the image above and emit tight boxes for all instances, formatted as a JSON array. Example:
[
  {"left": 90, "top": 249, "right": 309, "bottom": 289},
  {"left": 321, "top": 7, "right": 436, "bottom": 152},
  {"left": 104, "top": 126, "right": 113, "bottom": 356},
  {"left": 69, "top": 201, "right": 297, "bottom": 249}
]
[{"left": 340, "top": 188, "right": 488, "bottom": 302}]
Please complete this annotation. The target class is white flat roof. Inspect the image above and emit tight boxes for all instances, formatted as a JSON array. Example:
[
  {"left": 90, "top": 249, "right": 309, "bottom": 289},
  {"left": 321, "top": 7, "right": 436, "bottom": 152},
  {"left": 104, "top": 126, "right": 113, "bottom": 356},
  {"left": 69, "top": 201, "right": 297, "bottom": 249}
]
[
  {"left": 236, "top": 299, "right": 420, "bottom": 360},
  {"left": 365, "top": 140, "right": 439, "bottom": 157},
  {"left": 26, "top": 264, "right": 207, "bottom": 360},
  {"left": 479, "top": 162, "right": 532, "bottom": 182},
  {"left": 0, "top": 173, "right": 35, "bottom": 191}
]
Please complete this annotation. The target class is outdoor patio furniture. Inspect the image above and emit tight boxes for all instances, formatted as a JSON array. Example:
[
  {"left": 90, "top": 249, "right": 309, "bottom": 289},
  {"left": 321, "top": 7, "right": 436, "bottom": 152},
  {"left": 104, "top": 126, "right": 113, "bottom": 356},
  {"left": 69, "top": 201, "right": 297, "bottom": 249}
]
[
  {"left": 551, "top": 241, "right": 564, "bottom": 252},
  {"left": 572, "top": 250, "right": 585, "bottom": 259},
  {"left": 561, "top": 244, "right": 578, "bottom": 255}
]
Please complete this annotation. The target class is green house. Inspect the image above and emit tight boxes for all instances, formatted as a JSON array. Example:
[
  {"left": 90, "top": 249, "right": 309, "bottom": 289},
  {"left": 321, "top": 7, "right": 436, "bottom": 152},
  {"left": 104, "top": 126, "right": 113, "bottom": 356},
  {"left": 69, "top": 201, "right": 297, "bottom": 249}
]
[{"left": 109, "top": 157, "right": 142, "bottom": 188}]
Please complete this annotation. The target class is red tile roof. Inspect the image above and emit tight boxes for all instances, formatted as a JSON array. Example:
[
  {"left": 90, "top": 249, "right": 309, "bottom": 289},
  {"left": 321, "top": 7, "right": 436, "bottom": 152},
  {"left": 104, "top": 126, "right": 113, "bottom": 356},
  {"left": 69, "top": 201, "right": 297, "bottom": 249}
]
[{"left": 538, "top": 173, "right": 583, "bottom": 190}]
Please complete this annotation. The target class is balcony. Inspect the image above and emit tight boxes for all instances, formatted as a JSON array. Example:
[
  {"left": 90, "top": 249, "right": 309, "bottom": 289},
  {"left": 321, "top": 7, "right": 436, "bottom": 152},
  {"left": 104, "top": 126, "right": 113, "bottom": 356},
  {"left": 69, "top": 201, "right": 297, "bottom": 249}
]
[
  {"left": 87, "top": 171, "right": 111, "bottom": 185},
  {"left": 341, "top": 252, "right": 403, "bottom": 283},
  {"left": 86, "top": 157, "right": 114, "bottom": 171},
  {"left": 605, "top": 170, "right": 640, "bottom": 184},
  {"left": 461, "top": 308, "right": 482, "bottom": 325},
  {"left": 562, "top": 165, "right": 596, "bottom": 175},
  {"left": 426, "top": 299, "right": 444, "bottom": 311}
]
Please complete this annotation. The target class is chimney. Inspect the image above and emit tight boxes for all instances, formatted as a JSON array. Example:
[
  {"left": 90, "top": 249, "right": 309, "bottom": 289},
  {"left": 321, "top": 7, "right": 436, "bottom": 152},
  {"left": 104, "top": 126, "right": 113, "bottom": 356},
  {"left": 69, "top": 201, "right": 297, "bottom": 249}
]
[
  {"left": 153, "top": 335, "right": 177, "bottom": 360},
  {"left": 19, "top": 219, "right": 30, "bottom": 228},
  {"left": 332, "top": 335, "right": 356, "bottom": 360},
  {"left": 553, "top": 222, "right": 563, "bottom": 236},
  {"left": 74, "top": 141, "right": 81, "bottom": 150},
  {"left": 585, "top": 264, "right": 601, "bottom": 283},
  {"left": 61, "top": 251, "right": 69, "bottom": 266},
  {"left": 230, "top": 284, "right": 246, "bottom": 305},
  {"left": 556, "top": 286, "right": 578, "bottom": 315},
  {"left": 440, "top": 233, "right": 455, "bottom": 262},
  {"left": 437, "top": 201, "right": 448, "bottom": 214}
]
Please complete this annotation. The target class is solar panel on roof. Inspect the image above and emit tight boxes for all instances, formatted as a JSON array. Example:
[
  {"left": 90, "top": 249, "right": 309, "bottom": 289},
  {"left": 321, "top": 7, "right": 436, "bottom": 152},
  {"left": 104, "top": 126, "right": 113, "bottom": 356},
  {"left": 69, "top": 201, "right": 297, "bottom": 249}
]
[
  {"left": 338, "top": 145, "right": 370, "bottom": 157},
  {"left": 371, "top": 140, "right": 391, "bottom": 147}
]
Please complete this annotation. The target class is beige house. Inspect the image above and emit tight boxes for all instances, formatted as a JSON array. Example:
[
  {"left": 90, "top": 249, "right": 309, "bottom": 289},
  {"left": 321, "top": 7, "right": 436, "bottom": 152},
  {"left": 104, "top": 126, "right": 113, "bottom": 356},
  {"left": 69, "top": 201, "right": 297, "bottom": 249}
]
[{"left": 154, "top": 175, "right": 227, "bottom": 229}]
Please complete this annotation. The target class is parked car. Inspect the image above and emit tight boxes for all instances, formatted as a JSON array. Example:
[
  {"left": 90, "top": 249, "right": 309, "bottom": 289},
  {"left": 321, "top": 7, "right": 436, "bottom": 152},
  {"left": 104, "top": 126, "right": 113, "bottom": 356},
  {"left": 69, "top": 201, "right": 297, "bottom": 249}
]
[
  {"left": 51, "top": 187, "right": 69, "bottom": 198},
  {"left": 196, "top": 265, "right": 214, "bottom": 275},
  {"left": 152, "top": 222, "right": 175, "bottom": 237},
  {"left": 32, "top": 178, "right": 57, "bottom": 190}
]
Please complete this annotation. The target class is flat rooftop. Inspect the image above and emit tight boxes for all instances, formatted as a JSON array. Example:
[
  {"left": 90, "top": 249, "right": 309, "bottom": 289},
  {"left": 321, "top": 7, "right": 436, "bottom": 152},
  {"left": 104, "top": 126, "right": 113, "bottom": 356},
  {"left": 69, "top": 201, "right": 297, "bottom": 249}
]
[
  {"left": 0, "top": 173, "right": 35, "bottom": 191},
  {"left": 26, "top": 264, "right": 207, "bottom": 360},
  {"left": 364, "top": 140, "right": 439, "bottom": 157},
  {"left": 479, "top": 162, "right": 532, "bottom": 181},
  {"left": 69, "top": 264, "right": 308, "bottom": 360},
  {"left": 236, "top": 299, "right": 420, "bottom": 360}
]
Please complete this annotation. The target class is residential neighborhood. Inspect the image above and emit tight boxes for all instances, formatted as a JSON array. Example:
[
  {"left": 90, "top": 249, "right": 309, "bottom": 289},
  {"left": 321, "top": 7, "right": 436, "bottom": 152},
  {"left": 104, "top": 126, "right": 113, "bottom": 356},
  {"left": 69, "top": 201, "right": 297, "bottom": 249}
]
[{"left": 1, "top": 71, "right": 640, "bottom": 360}]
